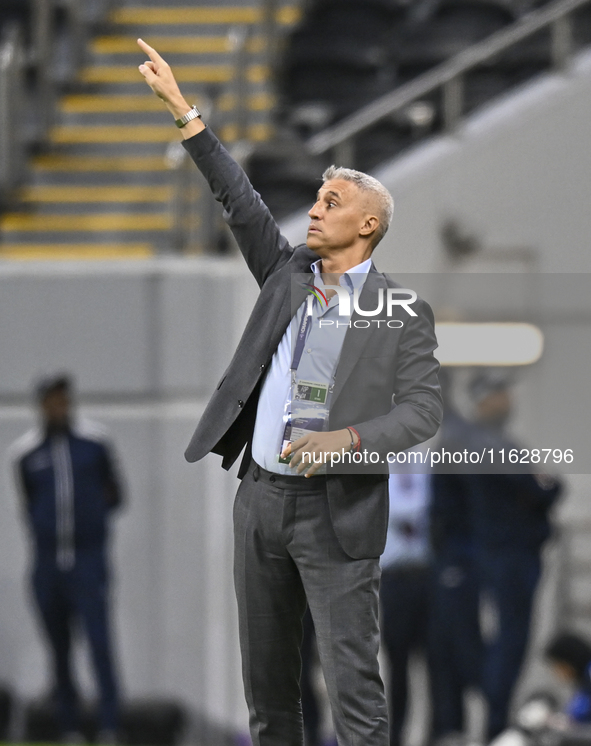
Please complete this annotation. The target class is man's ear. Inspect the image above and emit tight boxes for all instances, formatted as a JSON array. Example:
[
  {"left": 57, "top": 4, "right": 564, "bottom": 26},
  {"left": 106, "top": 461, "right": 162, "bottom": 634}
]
[{"left": 359, "top": 214, "right": 379, "bottom": 239}]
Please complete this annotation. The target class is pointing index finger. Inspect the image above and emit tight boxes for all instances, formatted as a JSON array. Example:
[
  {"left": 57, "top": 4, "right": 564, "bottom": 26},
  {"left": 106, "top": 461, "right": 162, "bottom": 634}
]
[{"left": 137, "top": 38, "right": 165, "bottom": 64}]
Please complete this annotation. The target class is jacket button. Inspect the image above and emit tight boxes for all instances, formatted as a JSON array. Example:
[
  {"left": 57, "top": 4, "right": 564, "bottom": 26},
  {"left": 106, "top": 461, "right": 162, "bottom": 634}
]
[
  {"left": 260, "top": 363, "right": 266, "bottom": 370},
  {"left": 270, "top": 475, "right": 276, "bottom": 483},
  {"left": 238, "top": 400, "right": 244, "bottom": 408}
]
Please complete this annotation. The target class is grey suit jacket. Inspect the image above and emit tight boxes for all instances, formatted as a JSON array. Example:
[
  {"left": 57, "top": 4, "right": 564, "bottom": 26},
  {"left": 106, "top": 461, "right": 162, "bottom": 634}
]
[{"left": 182, "top": 127, "right": 443, "bottom": 559}]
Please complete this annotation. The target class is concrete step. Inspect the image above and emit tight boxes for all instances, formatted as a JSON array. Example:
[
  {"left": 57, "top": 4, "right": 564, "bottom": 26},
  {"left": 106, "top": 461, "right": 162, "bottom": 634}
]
[
  {"left": 37, "top": 141, "right": 172, "bottom": 156},
  {"left": 56, "top": 94, "right": 274, "bottom": 126},
  {"left": 0, "top": 212, "right": 172, "bottom": 232},
  {"left": 6, "top": 203, "right": 171, "bottom": 216},
  {"left": 2, "top": 2, "right": 299, "bottom": 258},
  {"left": 29, "top": 153, "right": 173, "bottom": 187},
  {"left": 58, "top": 111, "right": 182, "bottom": 127},
  {"left": 109, "top": 6, "right": 299, "bottom": 26},
  {"left": 29, "top": 171, "right": 173, "bottom": 187},
  {"left": 59, "top": 92, "right": 274, "bottom": 113},
  {"left": 50, "top": 124, "right": 183, "bottom": 143},
  {"left": 46, "top": 124, "right": 272, "bottom": 150},
  {"left": 18, "top": 185, "right": 174, "bottom": 204},
  {"left": 12, "top": 185, "right": 175, "bottom": 215},
  {"left": 117, "top": 0, "right": 294, "bottom": 6},
  {"left": 91, "top": 34, "right": 265, "bottom": 55},
  {"left": 0, "top": 243, "right": 154, "bottom": 260},
  {"left": 32, "top": 153, "right": 170, "bottom": 171},
  {"left": 77, "top": 63, "right": 268, "bottom": 85},
  {"left": 0, "top": 229, "right": 172, "bottom": 247}
]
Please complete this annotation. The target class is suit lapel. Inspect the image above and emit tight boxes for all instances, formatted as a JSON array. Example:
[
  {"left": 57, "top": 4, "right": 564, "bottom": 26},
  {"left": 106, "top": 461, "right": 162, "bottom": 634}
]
[
  {"left": 330, "top": 268, "right": 387, "bottom": 407},
  {"left": 266, "top": 248, "right": 316, "bottom": 352}
]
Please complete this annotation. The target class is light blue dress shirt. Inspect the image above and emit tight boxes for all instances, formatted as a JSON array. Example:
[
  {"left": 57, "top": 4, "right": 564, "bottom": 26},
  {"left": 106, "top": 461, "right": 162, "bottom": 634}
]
[{"left": 251, "top": 257, "right": 373, "bottom": 475}]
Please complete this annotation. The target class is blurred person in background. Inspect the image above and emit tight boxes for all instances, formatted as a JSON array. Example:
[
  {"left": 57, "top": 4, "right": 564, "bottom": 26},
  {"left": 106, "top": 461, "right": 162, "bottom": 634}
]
[
  {"left": 380, "top": 472, "right": 432, "bottom": 746},
  {"left": 545, "top": 632, "right": 591, "bottom": 725},
  {"left": 300, "top": 607, "right": 324, "bottom": 746},
  {"left": 429, "top": 371, "right": 483, "bottom": 745},
  {"left": 464, "top": 370, "right": 562, "bottom": 742},
  {"left": 8, "top": 375, "right": 124, "bottom": 743},
  {"left": 429, "top": 471, "right": 483, "bottom": 745}
]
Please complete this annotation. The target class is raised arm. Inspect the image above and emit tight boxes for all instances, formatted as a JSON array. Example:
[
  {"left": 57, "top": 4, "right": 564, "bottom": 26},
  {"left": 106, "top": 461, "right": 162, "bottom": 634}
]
[{"left": 137, "top": 39, "right": 292, "bottom": 285}]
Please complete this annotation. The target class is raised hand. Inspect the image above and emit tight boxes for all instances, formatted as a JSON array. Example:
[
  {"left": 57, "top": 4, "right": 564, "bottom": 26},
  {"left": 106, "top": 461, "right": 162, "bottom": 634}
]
[
  {"left": 137, "top": 38, "right": 205, "bottom": 136},
  {"left": 137, "top": 39, "right": 183, "bottom": 104}
]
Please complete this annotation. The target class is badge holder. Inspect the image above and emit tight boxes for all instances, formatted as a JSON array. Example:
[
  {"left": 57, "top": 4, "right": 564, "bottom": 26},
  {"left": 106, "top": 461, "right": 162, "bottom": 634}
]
[{"left": 278, "top": 379, "right": 329, "bottom": 464}]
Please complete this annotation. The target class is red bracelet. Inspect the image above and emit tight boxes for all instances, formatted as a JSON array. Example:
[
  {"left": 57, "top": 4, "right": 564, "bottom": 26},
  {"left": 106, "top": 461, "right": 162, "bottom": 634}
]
[{"left": 346, "top": 426, "right": 361, "bottom": 453}]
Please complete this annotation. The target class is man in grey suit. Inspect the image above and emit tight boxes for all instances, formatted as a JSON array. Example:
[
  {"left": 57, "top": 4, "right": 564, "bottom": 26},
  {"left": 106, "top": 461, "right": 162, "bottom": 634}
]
[{"left": 138, "top": 39, "right": 442, "bottom": 746}]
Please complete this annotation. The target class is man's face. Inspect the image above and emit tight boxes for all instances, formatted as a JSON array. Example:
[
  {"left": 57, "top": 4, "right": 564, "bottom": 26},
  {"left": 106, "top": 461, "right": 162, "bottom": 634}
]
[
  {"left": 476, "top": 388, "right": 512, "bottom": 426},
  {"left": 306, "top": 179, "right": 375, "bottom": 254},
  {"left": 41, "top": 389, "right": 71, "bottom": 430},
  {"left": 549, "top": 660, "right": 577, "bottom": 685}
]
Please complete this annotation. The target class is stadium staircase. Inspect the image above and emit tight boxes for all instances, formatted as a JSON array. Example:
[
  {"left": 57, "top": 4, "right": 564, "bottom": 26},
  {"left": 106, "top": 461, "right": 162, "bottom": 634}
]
[{"left": 0, "top": 1, "right": 299, "bottom": 260}]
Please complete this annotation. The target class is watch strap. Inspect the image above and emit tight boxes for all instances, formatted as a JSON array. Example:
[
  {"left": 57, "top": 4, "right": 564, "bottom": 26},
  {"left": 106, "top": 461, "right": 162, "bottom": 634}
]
[{"left": 175, "top": 105, "right": 202, "bottom": 128}]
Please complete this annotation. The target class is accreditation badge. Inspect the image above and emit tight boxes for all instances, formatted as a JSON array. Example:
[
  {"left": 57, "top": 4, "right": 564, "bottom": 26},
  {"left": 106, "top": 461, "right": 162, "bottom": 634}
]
[{"left": 277, "top": 379, "right": 329, "bottom": 464}]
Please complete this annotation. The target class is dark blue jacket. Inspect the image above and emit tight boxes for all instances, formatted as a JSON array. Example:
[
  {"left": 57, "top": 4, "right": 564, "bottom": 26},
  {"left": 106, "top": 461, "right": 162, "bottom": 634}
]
[
  {"left": 9, "top": 420, "right": 124, "bottom": 567},
  {"left": 466, "top": 471, "right": 560, "bottom": 551},
  {"left": 433, "top": 410, "right": 561, "bottom": 553},
  {"left": 463, "top": 423, "right": 561, "bottom": 552}
]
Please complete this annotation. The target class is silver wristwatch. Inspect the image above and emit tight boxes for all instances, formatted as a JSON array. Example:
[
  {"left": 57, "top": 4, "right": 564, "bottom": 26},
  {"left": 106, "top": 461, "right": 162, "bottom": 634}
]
[{"left": 175, "top": 105, "right": 202, "bottom": 128}]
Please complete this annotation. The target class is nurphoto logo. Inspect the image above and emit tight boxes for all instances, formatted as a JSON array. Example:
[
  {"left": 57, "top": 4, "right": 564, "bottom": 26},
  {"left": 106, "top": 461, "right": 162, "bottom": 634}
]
[{"left": 304, "top": 282, "right": 418, "bottom": 329}]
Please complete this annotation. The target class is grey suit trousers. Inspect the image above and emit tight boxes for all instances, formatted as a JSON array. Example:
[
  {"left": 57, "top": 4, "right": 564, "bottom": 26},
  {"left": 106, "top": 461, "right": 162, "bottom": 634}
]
[{"left": 233, "top": 461, "right": 389, "bottom": 746}]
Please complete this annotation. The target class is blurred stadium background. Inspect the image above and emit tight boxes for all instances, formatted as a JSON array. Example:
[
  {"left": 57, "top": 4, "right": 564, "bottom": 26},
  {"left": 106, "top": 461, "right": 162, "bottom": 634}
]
[{"left": 1, "top": 0, "right": 591, "bottom": 743}]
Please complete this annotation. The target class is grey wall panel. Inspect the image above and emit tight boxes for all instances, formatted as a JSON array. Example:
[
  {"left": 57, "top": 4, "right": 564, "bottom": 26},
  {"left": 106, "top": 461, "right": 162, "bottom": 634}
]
[
  {"left": 0, "top": 259, "right": 258, "bottom": 401},
  {"left": 156, "top": 408, "right": 246, "bottom": 730},
  {"left": 0, "top": 411, "right": 47, "bottom": 695},
  {"left": 0, "top": 273, "right": 154, "bottom": 397},
  {"left": 158, "top": 262, "right": 258, "bottom": 396},
  {"left": 100, "top": 413, "right": 164, "bottom": 696},
  {"left": 527, "top": 324, "right": 591, "bottom": 468}
]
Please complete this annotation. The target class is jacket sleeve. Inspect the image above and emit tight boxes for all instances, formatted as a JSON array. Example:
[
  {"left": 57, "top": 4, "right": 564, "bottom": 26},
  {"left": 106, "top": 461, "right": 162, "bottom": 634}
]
[
  {"left": 13, "top": 457, "right": 33, "bottom": 514},
  {"left": 182, "top": 127, "right": 294, "bottom": 287},
  {"left": 4, "top": 441, "right": 33, "bottom": 517},
  {"left": 353, "top": 298, "right": 443, "bottom": 458},
  {"left": 506, "top": 472, "right": 563, "bottom": 510},
  {"left": 101, "top": 441, "right": 125, "bottom": 510}
]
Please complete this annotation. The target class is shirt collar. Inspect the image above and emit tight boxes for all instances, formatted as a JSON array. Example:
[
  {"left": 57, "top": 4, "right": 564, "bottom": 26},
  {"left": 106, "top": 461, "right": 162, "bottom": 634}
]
[{"left": 311, "top": 257, "right": 372, "bottom": 293}]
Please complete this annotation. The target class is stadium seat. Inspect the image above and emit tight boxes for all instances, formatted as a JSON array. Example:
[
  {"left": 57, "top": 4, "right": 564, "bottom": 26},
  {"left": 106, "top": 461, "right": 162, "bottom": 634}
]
[
  {"left": 303, "top": 0, "right": 406, "bottom": 45},
  {"left": 281, "top": 36, "right": 397, "bottom": 122},
  {"left": 355, "top": 119, "right": 413, "bottom": 172},
  {"left": 278, "top": 0, "right": 403, "bottom": 122},
  {"left": 396, "top": 0, "right": 516, "bottom": 74},
  {"left": 246, "top": 140, "right": 326, "bottom": 219},
  {"left": 393, "top": 0, "right": 518, "bottom": 124}
]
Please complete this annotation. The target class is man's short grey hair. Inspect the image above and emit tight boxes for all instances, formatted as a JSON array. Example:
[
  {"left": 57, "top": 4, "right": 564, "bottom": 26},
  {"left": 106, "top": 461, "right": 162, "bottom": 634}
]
[{"left": 322, "top": 165, "right": 394, "bottom": 248}]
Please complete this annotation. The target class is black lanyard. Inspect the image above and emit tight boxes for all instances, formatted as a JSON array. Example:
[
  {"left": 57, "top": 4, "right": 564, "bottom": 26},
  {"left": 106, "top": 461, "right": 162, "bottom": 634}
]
[{"left": 290, "top": 305, "right": 312, "bottom": 375}]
